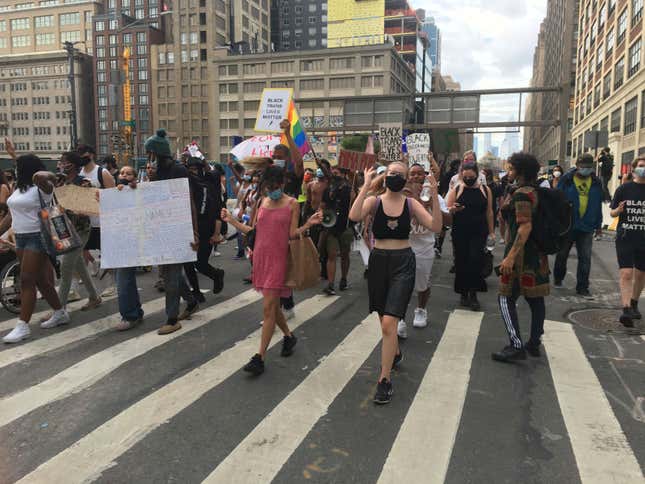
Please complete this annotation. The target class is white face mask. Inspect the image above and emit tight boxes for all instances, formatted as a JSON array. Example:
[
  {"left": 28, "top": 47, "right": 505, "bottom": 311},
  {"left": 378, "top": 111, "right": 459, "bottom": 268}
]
[
  {"left": 553, "top": 171, "right": 562, "bottom": 178},
  {"left": 273, "top": 159, "right": 286, "bottom": 168}
]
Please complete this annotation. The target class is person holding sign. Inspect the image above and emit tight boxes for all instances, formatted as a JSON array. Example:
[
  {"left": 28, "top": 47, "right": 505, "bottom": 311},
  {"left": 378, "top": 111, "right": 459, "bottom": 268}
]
[
  {"left": 349, "top": 162, "right": 442, "bottom": 405},
  {"left": 221, "top": 166, "right": 322, "bottom": 376}
]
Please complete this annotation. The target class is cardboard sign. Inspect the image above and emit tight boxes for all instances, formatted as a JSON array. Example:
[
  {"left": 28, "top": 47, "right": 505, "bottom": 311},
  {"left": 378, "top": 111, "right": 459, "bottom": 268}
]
[
  {"left": 406, "top": 133, "right": 431, "bottom": 170},
  {"left": 379, "top": 123, "right": 402, "bottom": 162},
  {"left": 337, "top": 150, "right": 378, "bottom": 172},
  {"left": 55, "top": 185, "right": 100, "bottom": 217},
  {"left": 230, "top": 135, "right": 282, "bottom": 159},
  {"left": 254, "top": 88, "right": 293, "bottom": 133}
]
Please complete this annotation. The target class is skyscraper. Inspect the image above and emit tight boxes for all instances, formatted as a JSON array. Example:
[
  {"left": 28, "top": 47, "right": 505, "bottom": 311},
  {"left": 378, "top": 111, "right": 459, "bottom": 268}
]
[
  {"left": 270, "top": 0, "right": 328, "bottom": 52},
  {"left": 421, "top": 16, "right": 441, "bottom": 73}
]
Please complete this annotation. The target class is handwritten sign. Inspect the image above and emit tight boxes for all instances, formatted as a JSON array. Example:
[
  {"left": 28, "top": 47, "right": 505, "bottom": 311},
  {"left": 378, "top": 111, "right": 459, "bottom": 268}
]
[
  {"left": 406, "top": 133, "right": 431, "bottom": 170},
  {"left": 379, "top": 123, "right": 402, "bottom": 162},
  {"left": 55, "top": 185, "right": 100, "bottom": 217},
  {"left": 254, "top": 88, "right": 293, "bottom": 133},
  {"left": 337, "top": 150, "right": 378, "bottom": 172},
  {"left": 99, "top": 178, "right": 196, "bottom": 269},
  {"left": 230, "top": 135, "right": 282, "bottom": 159}
]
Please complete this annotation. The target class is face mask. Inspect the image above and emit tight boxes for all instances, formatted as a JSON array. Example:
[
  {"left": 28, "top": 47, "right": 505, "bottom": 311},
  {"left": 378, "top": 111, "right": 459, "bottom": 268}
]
[
  {"left": 268, "top": 188, "right": 283, "bottom": 200},
  {"left": 553, "top": 171, "right": 562, "bottom": 178},
  {"left": 243, "top": 175, "right": 251, "bottom": 182},
  {"left": 273, "top": 159, "right": 286, "bottom": 168},
  {"left": 251, "top": 183, "right": 258, "bottom": 190},
  {"left": 634, "top": 167, "right": 645, "bottom": 178},
  {"left": 79, "top": 156, "right": 92, "bottom": 166},
  {"left": 463, "top": 177, "right": 477, "bottom": 187},
  {"left": 577, "top": 167, "right": 593, "bottom": 177},
  {"left": 385, "top": 175, "right": 406, "bottom": 192},
  {"left": 316, "top": 168, "right": 324, "bottom": 178}
]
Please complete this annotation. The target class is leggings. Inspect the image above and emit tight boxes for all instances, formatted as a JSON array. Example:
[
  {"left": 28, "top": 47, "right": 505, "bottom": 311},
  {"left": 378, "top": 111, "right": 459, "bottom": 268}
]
[{"left": 498, "top": 287, "right": 545, "bottom": 349}]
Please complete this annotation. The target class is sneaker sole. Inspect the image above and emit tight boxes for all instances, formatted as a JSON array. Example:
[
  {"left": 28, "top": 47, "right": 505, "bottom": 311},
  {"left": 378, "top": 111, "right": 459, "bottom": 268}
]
[
  {"left": 3, "top": 335, "right": 30, "bottom": 344},
  {"left": 373, "top": 395, "right": 393, "bottom": 405},
  {"left": 243, "top": 367, "right": 264, "bottom": 375},
  {"left": 491, "top": 353, "right": 527, "bottom": 362}
]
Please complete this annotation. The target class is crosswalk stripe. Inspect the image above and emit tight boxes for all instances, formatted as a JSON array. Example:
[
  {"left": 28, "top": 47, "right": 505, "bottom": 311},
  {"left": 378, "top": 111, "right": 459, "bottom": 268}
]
[
  {"left": 0, "top": 295, "right": 117, "bottom": 334},
  {"left": 202, "top": 312, "right": 382, "bottom": 484},
  {"left": 0, "top": 289, "right": 261, "bottom": 428},
  {"left": 543, "top": 321, "right": 644, "bottom": 484},
  {"left": 17, "top": 294, "right": 339, "bottom": 484},
  {"left": 0, "top": 296, "right": 166, "bottom": 370},
  {"left": 377, "top": 309, "right": 483, "bottom": 484}
]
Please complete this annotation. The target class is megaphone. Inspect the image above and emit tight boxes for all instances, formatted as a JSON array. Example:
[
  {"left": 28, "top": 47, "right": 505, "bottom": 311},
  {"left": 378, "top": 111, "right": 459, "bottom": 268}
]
[{"left": 321, "top": 209, "right": 337, "bottom": 228}]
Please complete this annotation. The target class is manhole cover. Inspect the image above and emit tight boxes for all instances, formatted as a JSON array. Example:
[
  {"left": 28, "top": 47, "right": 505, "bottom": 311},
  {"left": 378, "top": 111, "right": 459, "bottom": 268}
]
[{"left": 568, "top": 308, "right": 644, "bottom": 334}]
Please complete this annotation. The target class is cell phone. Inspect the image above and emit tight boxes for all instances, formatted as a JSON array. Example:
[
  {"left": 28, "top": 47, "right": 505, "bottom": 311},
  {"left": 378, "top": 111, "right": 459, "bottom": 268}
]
[{"left": 454, "top": 203, "right": 462, "bottom": 208}]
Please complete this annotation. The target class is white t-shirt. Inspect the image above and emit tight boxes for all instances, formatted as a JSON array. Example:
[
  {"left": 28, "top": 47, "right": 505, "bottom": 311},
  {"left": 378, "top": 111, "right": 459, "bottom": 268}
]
[
  {"left": 7, "top": 185, "right": 53, "bottom": 234},
  {"left": 409, "top": 195, "right": 448, "bottom": 259}
]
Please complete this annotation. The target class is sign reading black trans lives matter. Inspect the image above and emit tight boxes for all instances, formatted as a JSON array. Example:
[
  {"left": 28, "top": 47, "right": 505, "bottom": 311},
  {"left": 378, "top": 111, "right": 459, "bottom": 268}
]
[
  {"left": 255, "top": 89, "right": 293, "bottom": 133},
  {"left": 379, "top": 123, "right": 403, "bottom": 162}
]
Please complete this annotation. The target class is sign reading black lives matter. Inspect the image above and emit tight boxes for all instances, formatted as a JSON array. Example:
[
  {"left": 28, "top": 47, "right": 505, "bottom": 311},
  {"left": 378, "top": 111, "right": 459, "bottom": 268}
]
[
  {"left": 379, "top": 123, "right": 403, "bottom": 162},
  {"left": 255, "top": 88, "right": 293, "bottom": 133}
]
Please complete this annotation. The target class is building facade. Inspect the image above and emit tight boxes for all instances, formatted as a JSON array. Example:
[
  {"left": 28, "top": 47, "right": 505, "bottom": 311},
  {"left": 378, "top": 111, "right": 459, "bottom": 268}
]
[
  {"left": 270, "top": 0, "right": 327, "bottom": 52},
  {"left": 421, "top": 15, "right": 441, "bottom": 73},
  {"left": 571, "top": 0, "right": 645, "bottom": 193}
]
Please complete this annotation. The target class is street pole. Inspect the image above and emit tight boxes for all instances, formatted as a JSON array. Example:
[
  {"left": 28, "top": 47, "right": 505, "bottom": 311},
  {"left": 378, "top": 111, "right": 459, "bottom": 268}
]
[{"left": 63, "top": 41, "right": 78, "bottom": 149}]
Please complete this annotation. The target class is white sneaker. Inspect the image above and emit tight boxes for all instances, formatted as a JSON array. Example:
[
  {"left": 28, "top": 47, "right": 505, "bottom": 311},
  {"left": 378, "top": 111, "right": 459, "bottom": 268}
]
[
  {"left": 397, "top": 319, "right": 408, "bottom": 339},
  {"left": 213, "top": 251, "right": 221, "bottom": 257},
  {"left": 283, "top": 308, "right": 295, "bottom": 320},
  {"left": 40, "top": 309, "right": 71, "bottom": 329},
  {"left": 68, "top": 290, "right": 82, "bottom": 303},
  {"left": 101, "top": 286, "right": 116, "bottom": 298},
  {"left": 413, "top": 308, "right": 428, "bottom": 328},
  {"left": 3, "top": 321, "right": 30, "bottom": 343}
]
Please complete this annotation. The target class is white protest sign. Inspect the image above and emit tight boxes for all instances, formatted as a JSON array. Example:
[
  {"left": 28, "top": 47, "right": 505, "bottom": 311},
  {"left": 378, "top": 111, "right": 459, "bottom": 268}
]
[
  {"left": 254, "top": 88, "right": 293, "bottom": 133},
  {"left": 379, "top": 123, "right": 403, "bottom": 162},
  {"left": 99, "top": 178, "right": 196, "bottom": 269},
  {"left": 406, "top": 133, "right": 431, "bottom": 170},
  {"left": 230, "top": 135, "right": 282, "bottom": 159}
]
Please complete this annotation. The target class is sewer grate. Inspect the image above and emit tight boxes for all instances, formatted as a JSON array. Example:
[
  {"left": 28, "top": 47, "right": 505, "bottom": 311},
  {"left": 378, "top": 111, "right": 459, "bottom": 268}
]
[{"left": 567, "top": 308, "right": 644, "bottom": 334}]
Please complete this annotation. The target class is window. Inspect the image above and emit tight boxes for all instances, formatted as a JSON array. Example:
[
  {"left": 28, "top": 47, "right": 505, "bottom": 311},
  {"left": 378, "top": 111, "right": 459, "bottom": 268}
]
[
  {"left": 300, "top": 78, "right": 324, "bottom": 90},
  {"left": 330, "top": 57, "right": 354, "bottom": 70},
  {"left": 609, "top": 0, "right": 616, "bottom": 14},
  {"left": 628, "top": 39, "right": 641, "bottom": 77},
  {"left": 244, "top": 100, "right": 259, "bottom": 111},
  {"left": 271, "top": 80, "right": 295, "bottom": 88},
  {"left": 603, "top": 72, "right": 611, "bottom": 99},
  {"left": 610, "top": 107, "right": 621, "bottom": 132},
  {"left": 12, "top": 35, "right": 31, "bottom": 47},
  {"left": 219, "top": 83, "right": 238, "bottom": 95},
  {"left": 61, "top": 31, "right": 81, "bottom": 42},
  {"left": 36, "top": 33, "right": 55, "bottom": 45},
  {"left": 330, "top": 77, "right": 354, "bottom": 89},
  {"left": 35, "top": 15, "right": 54, "bottom": 28},
  {"left": 123, "top": 33, "right": 132, "bottom": 44},
  {"left": 633, "top": 0, "right": 643, "bottom": 25},
  {"left": 59, "top": 12, "right": 80, "bottom": 26},
  {"left": 624, "top": 96, "right": 638, "bottom": 134},
  {"left": 615, "top": 56, "right": 625, "bottom": 88},
  {"left": 167, "top": 52, "right": 174, "bottom": 64},
  {"left": 361, "top": 75, "right": 384, "bottom": 88},
  {"left": 243, "top": 82, "right": 265, "bottom": 93},
  {"left": 243, "top": 63, "right": 265, "bottom": 75},
  {"left": 617, "top": 9, "right": 627, "bottom": 44},
  {"left": 11, "top": 18, "right": 30, "bottom": 30},
  {"left": 606, "top": 29, "right": 614, "bottom": 55},
  {"left": 594, "top": 83, "right": 601, "bottom": 107},
  {"left": 362, "top": 55, "right": 384, "bottom": 68},
  {"left": 642, "top": 91, "right": 645, "bottom": 128},
  {"left": 597, "top": 44, "right": 604, "bottom": 68},
  {"left": 599, "top": 3, "right": 607, "bottom": 26},
  {"left": 301, "top": 59, "right": 323, "bottom": 71},
  {"left": 271, "top": 61, "right": 293, "bottom": 74},
  {"left": 0, "top": 20, "right": 5, "bottom": 32}
]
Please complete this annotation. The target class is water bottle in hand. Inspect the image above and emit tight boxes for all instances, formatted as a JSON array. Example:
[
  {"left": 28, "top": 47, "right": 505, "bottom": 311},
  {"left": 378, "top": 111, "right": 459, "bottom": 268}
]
[
  {"left": 486, "top": 235, "right": 495, "bottom": 252},
  {"left": 420, "top": 180, "right": 431, "bottom": 202}
]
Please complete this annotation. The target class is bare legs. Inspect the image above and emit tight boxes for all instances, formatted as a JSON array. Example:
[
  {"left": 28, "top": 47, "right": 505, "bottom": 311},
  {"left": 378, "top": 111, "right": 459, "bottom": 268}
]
[
  {"left": 379, "top": 314, "right": 399, "bottom": 382},
  {"left": 258, "top": 294, "right": 292, "bottom": 359},
  {"left": 18, "top": 250, "right": 62, "bottom": 323}
]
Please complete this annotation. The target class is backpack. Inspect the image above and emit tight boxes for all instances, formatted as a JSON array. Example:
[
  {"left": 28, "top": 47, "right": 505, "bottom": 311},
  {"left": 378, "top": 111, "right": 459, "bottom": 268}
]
[{"left": 530, "top": 187, "right": 572, "bottom": 255}]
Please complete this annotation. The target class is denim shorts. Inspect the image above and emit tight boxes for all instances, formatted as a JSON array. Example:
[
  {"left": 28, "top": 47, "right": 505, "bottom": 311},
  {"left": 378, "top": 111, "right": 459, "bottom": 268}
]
[{"left": 15, "top": 232, "right": 47, "bottom": 253}]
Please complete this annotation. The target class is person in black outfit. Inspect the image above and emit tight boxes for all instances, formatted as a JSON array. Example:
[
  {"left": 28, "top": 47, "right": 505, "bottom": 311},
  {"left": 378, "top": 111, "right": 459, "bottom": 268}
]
[
  {"left": 186, "top": 158, "right": 225, "bottom": 299},
  {"left": 599, "top": 147, "right": 614, "bottom": 202},
  {"left": 435, "top": 159, "right": 461, "bottom": 257}
]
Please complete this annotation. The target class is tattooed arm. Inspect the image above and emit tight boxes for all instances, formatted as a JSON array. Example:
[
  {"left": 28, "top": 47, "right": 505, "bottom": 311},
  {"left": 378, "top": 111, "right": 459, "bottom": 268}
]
[{"left": 499, "top": 195, "right": 533, "bottom": 276}]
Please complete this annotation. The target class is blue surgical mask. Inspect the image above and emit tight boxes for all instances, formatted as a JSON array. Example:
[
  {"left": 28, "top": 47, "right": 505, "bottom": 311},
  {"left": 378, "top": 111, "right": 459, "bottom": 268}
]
[
  {"left": 577, "top": 167, "right": 593, "bottom": 177},
  {"left": 268, "top": 188, "right": 283, "bottom": 200},
  {"left": 273, "top": 159, "right": 286, "bottom": 168},
  {"left": 316, "top": 168, "right": 324, "bottom": 178},
  {"left": 243, "top": 175, "right": 251, "bottom": 182},
  {"left": 634, "top": 167, "right": 645, "bottom": 178}
]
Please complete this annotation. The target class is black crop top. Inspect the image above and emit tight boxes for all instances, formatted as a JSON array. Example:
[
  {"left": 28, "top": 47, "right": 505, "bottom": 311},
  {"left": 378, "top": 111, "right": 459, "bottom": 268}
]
[{"left": 372, "top": 197, "right": 412, "bottom": 240}]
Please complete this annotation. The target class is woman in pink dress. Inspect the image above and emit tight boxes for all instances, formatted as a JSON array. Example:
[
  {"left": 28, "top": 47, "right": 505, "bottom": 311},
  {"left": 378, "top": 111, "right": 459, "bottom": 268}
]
[{"left": 222, "top": 166, "right": 322, "bottom": 375}]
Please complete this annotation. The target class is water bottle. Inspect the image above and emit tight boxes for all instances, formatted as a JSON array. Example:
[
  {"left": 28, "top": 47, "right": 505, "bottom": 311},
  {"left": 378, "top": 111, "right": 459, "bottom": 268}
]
[
  {"left": 486, "top": 235, "right": 495, "bottom": 252},
  {"left": 420, "top": 180, "right": 431, "bottom": 202}
]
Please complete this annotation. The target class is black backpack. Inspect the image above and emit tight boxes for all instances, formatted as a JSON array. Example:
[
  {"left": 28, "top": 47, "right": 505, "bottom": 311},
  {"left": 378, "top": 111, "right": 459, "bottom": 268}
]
[{"left": 530, "top": 187, "right": 572, "bottom": 255}]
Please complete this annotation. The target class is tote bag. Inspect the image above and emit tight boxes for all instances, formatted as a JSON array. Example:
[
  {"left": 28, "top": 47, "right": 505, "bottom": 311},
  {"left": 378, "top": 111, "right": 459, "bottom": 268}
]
[
  {"left": 38, "top": 191, "right": 82, "bottom": 256},
  {"left": 285, "top": 235, "right": 320, "bottom": 291}
]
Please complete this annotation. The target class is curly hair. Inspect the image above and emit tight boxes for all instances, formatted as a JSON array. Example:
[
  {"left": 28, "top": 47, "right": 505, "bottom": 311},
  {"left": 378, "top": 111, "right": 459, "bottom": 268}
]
[{"left": 508, "top": 151, "right": 540, "bottom": 183}]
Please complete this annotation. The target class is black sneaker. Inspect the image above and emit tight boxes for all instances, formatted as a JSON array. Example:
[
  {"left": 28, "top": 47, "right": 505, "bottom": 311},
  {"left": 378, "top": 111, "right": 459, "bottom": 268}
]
[
  {"left": 323, "top": 284, "right": 336, "bottom": 296},
  {"left": 491, "top": 345, "right": 527, "bottom": 363},
  {"left": 373, "top": 378, "right": 393, "bottom": 405},
  {"left": 630, "top": 299, "right": 642, "bottom": 320},
  {"left": 280, "top": 334, "right": 297, "bottom": 357},
  {"left": 469, "top": 292, "right": 481, "bottom": 311},
  {"left": 524, "top": 341, "right": 541, "bottom": 357},
  {"left": 243, "top": 277, "right": 252, "bottom": 284},
  {"left": 434, "top": 248, "right": 442, "bottom": 259},
  {"left": 192, "top": 290, "right": 206, "bottom": 304},
  {"left": 178, "top": 301, "right": 199, "bottom": 320},
  {"left": 449, "top": 265, "right": 456, "bottom": 274},
  {"left": 339, "top": 278, "right": 348, "bottom": 291},
  {"left": 619, "top": 308, "right": 635, "bottom": 328},
  {"left": 392, "top": 351, "right": 403, "bottom": 369},
  {"left": 213, "top": 269, "right": 225, "bottom": 294},
  {"left": 553, "top": 279, "right": 563, "bottom": 288},
  {"left": 576, "top": 288, "right": 594, "bottom": 299},
  {"left": 243, "top": 354, "right": 265, "bottom": 375},
  {"left": 363, "top": 269, "right": 369, "bottom": 279},
  {"left": 460, "top": 293, "right": 470, "bottom": 307}
]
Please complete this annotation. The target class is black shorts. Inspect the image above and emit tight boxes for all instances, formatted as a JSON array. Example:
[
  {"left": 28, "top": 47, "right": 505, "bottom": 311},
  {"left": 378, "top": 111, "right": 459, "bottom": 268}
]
[
  {"left": 368, "top": 247, "right": 416, "bottom": 319},
  {"left": 85, "top": 227, "right": 101, "bottom": 250},
  {"left": 616, "top": 238, "right": 645, "bottom": 271}
]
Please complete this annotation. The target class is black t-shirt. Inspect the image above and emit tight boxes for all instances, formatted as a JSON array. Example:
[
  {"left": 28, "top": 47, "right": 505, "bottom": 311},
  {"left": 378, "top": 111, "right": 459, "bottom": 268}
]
[
  {"left": 323, "top": 181, "right": 351, "bottom": 234},
  {"left": 611, "top": 181, "right": 645, "bottom": 244},
  {"left": 190, "top": 171, "right": 222, "bottom": 222},
  {"left": 284, "top": 170, "right": 303, "bottom": 199},
  {"left": 156, "top": 162, "right": 189, "bottom": 181}
]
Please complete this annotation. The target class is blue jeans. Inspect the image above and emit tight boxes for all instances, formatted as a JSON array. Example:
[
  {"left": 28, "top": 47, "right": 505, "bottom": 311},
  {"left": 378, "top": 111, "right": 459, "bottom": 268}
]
[
  {"left": 161, "top": 263, "right": 195, "bottom": 322},
  {"left": 553, "top": 230, "right": 593, "bottom": 292},
  {"left": 116, "top": 267, "right": 143, "bottom": 322}
]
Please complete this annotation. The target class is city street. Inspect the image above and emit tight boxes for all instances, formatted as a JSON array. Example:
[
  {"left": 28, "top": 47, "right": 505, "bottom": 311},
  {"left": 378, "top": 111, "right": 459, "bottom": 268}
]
[{"left": 0, "top": 235, "right": 643, "bottom": 484}]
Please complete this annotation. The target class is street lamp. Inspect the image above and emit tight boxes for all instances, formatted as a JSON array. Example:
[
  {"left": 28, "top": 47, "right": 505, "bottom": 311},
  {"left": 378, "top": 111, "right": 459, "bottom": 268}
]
[{"left": 63, "top": 40, "right": 86, "bottom": 149}]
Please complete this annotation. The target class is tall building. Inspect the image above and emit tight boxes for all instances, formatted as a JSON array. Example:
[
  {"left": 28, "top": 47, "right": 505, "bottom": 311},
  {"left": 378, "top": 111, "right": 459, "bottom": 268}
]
[
  {"left": 571, "top": 0, "right": 645, "bottom": 192},
  {"left": 524, "top": 0, "right": 578, "bottom": 165},
  {"left": 152, "top": 0, "right": 270, "bottom": 156},
  {"left": 270, "top": 0, "right": 327, "bottom": 52},
  {"left": 0, "top": 0, "right": 102, "bottom": 159},
  {"left": 421, "top": 15, "right": 441, "bottom": 73}
]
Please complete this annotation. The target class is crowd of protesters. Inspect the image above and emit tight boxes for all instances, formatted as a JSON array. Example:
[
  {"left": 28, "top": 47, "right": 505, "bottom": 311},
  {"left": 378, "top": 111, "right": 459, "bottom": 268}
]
[{"left": 0, "top": 124, "right": 643, "bottom": 405}]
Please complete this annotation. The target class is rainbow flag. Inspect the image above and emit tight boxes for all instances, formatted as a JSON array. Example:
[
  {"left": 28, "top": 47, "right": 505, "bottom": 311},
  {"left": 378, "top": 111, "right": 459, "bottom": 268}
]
[{"left": 281, "top": 99, "right": 310, "bottom": 156}]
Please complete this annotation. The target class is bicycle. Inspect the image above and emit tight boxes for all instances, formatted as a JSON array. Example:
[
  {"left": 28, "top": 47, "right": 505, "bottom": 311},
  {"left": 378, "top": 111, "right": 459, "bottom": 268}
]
[{"left": 0, "top": 259, "right": 20, "bottom": 314}]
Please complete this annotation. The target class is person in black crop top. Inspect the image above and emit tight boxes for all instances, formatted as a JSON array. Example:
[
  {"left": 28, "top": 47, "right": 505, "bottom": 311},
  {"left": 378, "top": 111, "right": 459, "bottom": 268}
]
[{"left": 349, "top": 161, "right": 442, "bottom": 405}]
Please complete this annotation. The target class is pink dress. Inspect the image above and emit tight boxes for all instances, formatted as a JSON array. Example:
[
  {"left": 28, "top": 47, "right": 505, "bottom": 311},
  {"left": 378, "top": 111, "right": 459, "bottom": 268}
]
[{"left": 252, "top": 204, "right": 292, "bottom": 297}]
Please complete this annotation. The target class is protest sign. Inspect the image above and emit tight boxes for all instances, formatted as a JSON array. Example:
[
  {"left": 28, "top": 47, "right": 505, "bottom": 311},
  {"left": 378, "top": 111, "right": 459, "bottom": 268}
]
[
  {"left": 406, "top": 133, "right": 431, "bottom": 171},
  {"left": 99, "top": 179, "right": 196, "bottom": 269},
  {"left": 379, "top": 123, "right": 403, "bottom": 161},
  {"left": 230, "top": 135, "right": 282, "bottom": 160},
  {"left": 55, "top": 185, "right": 100, "bottom": 217},
  {"left": 254, "top": 88, "right": 293, "bottom": 133},
  {"left": 337, "top": 150, "right": 378, "bottom": 172}
]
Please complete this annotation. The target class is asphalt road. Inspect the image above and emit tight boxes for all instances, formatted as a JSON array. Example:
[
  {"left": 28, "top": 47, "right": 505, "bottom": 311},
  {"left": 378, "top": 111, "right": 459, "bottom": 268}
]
[{"left": 0, "top": 234, "right": 643, "bottom": 484}]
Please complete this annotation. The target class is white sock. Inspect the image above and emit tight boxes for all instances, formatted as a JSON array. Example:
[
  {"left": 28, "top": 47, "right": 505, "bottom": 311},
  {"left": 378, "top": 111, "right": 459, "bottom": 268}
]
[{"left": 53, "top": 309, "right": 66, "bottom": 316}]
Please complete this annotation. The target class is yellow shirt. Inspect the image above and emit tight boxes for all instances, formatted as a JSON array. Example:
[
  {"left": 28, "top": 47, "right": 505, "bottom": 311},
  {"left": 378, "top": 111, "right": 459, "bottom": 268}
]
[{"left": 573, "top": 175, "right": 590, "bottom": 217}]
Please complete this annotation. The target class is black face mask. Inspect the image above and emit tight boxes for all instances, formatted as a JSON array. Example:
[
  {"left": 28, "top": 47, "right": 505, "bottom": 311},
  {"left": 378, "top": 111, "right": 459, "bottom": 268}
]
[
  {"left": 463, "top": 177, "right": 477, "bottom": 187},
  {"left": 385, "top": 175, "right": 406, "bottom": 192},
  {"left": 79, "top": 156, "right": 92, "bottom": 166}
]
